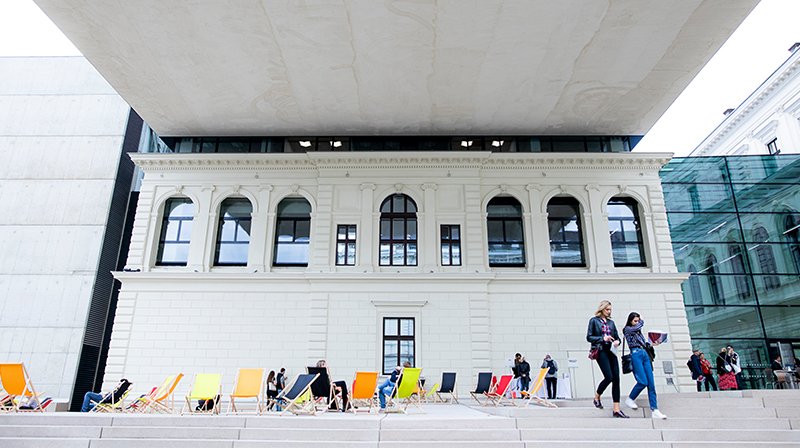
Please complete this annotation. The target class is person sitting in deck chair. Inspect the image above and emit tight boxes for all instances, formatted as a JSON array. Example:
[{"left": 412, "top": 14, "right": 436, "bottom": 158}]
[
  {"left": 316, "top": 359, "right": 350, "bottom": 412},
  {"left": 379, "top": 361, "right": 411, "bottom": 410},
  {"left": 80, "top": 378, "right": 132, "bottom": 412}
]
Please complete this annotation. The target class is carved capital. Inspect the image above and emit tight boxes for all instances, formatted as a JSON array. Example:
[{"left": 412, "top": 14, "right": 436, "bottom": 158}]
[
  {"left": 585, "top": 183, "right": 599, "bottom": 192},
  {"left": 394, "top": 183, "right": 404, "bottom": 193},
  {"left": 421, "top": 183, "right": 438, "bottom": 191},
  {"left": 359, "top": 183, "right": 376, "bottom": 191},
  {"left": 259, "top": 184, "right": 274, "bottom": 192},
  {"left": 525, "top": 183, "right": 541, "bottom": 192}
]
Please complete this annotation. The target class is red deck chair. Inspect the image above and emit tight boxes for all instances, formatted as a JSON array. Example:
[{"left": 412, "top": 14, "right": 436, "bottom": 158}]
[{"left": 484, "top": 374, "right": 513, "bottom": 406}]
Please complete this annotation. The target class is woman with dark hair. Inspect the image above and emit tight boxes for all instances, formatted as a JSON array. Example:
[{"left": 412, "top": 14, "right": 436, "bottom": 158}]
[
  {"left": 622, "top": 312, "right": 667, "bottom": 419},
  {"left": 586, "top": 300, "right": 626, "bottom": 418},
  {"left": 717, "top": 347, "right": 738, "bottom": 390}
]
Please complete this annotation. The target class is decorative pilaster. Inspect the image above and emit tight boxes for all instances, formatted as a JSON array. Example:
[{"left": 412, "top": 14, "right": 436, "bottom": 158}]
[
  {"left": 188, "top": 186, "right": 213, "bottom": 272},
  {"left": 421, "top": 183, "right": 438, "bottom": 271},
  {"left": 359, "top": 183, "right": 376, "bottom": 271}
]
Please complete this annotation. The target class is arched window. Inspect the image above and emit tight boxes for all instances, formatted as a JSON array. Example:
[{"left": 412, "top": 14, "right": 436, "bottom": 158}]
[
  {"left": 213, "top": 198, "right": 252, "bottom": 266},
  {"left": 547, "top": 196, "right": 585, "bottom": 267},
  {"left": 753, "top": 226, "right": 780, "bottom": 290},
  {"left": 785, "top": 214, "right": 800, "bottom": 274},
  {"left": 379, "top": 194, "right": 417, "bottom": 266},
  {"left": 487, "top": 196, "right": 525, "bottom": 267},
  {"left": 728, "top": 244, "right": 751, "bottom": 300},
  {"left": 156, "top": 197, "right": 194, "bottom": 266},
  {"left": 705, "top": 254, "right": 724, "bottom": 305},
  {"left": 686, "top": 264, "right": 704, "bottom": 316},
  {"left": 607, "top": 197, "right": 646, "bottom": 266},
  {"left": 273, "top": 197, "right": 311, "bottom": 266}
]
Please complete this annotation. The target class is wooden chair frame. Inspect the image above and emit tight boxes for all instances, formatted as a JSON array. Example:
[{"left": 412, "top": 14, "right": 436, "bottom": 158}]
[
  {"left": 384, "top": 367, "right": 423, "bottom": 414},
  {"left": 520, "top": 367, "right": 557, "bottom": 408},
  {"left": 228, "top": 368, "right": 265, "bottom": 415},
  {"left": 141, "top": 374, "right": 183, "bottom": 414},
  {"left": 469, "top": 372, "right": 493, "bottom": 406},
  {"left": 181, "top": 373, "right": 223, "bottom": 415},
  {"left": 484, "top": 374, "right": 513, "bottom": 407},
  {"left": 0, "top": 363, "right": 46, "bottom": 413},
  {"left": 280, "top": 373, "right": 320, "bottom": 416},
  {"left": 348, "top": 371, "right": 378, "bottom": 414},
  {"left": 434, "top": 372, "right": 459, "bottom": 404}
]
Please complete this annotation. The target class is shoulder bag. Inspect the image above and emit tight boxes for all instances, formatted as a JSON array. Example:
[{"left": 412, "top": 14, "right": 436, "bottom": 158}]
[{"left": 621, "top": 337, "right": 632, "bottom": 374}]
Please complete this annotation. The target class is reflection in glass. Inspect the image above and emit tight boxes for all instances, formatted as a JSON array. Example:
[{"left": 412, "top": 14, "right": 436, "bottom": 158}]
[
  {"left": 547, "top": 197, "right": 584, "bottom": 267},
  {"left": 705, "top": 254, "right": 725, "bottom": 305},
  {"left": 487, "top": 197, "right": 525, "bottom": 267},
  {"left": 335, "top": 224, "right": 357, "bottom": 266},
  {"left": 752, "top": 226, "right": 781, "bottom": 290},
  {"left": 608, "top": 197, "right": 645, "bottom": 266},
  {"left": 785, "top": 214, "right": 800, "bottom": 273},
  {"left": 273, "top": 197, "right": 312, "bottom": 266},
  {"left": 379, "top": 194, "right": 418, "bottom": 266},
  {"left": 440, "top": 224, "right": 461, "bottom": 266},
  {"left": 382, "top": 317, "right": 415, "bottom": 374},
  {"left": 156, "top": 198, "right": 194, "bottom": 266},
  {"left": 214, "top": 198, "right": 252, "bottom": 266}
]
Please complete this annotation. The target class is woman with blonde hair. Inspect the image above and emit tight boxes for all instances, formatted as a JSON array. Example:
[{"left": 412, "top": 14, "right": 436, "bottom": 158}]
[{"left": 586, "top": 300, "right": 627, "bottom": 418}]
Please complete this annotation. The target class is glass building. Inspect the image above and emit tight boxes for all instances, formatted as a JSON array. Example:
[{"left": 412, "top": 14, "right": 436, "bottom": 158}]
[{"left": 661, "top": 154, "right": 800, "bottom": 388}]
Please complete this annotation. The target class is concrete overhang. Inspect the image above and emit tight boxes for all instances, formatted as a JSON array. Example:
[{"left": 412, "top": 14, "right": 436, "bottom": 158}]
[{"left": 34, "top": 0, "right": 758, "bottom": 137}]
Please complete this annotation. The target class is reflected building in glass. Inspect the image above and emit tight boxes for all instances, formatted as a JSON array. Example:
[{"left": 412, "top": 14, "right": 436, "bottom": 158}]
[{"left": 662, "top": 154, "right": 800, "bottom": 388}]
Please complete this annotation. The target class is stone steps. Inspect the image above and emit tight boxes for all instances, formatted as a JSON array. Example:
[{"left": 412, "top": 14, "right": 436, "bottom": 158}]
[{"left": 1, "top": 393, "right": 800, "bottom": 447}]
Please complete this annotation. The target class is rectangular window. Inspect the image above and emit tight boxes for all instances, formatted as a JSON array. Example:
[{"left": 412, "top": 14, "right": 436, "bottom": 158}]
[
  {"left": 767, "top": 138, "right": 780, "bottom": 155},
  {"left": 440, "top": 224, "right": 462, "bottom": 266},
  {"left": 383, "top": 317, "right": 415, "bottom": 374},
  {"left": 335, "top": 224, "right": 357, "bottom": 266}
]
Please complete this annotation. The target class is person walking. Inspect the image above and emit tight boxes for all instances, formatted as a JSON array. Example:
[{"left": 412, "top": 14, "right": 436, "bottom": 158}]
[
  {"left": 587, "top": 300, "right": 626, "bottom": 418},
  {"left": 622, "top": 312, "right": 667, "bottom": 419},
  {"left": 717, "top": 347, "right": 738, "bottom": 390},
  {"left": 699, "top": 352, "right": 717, "bottom": 391},
  {"left": 542, "top": 354, "right": 558, "bottom": 399}
]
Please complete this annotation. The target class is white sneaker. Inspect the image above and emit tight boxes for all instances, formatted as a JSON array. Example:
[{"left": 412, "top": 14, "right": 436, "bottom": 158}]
[
  {"left": 651, "top": 409, "right": 667, "bottom": 419},
  {"left": 624, "top": 398, "right": 638, "bottom": 409}
]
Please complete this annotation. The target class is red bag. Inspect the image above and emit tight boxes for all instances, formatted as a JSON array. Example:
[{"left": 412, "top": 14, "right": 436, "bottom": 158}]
[{"left": 588, "top": 347, "right": 600, "bottom": 360}]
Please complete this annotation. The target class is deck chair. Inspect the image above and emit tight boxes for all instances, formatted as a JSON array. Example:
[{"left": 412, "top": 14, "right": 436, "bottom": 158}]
[
  {"left": 469, "top": 372, "right": 493, "bottom": 405},
  {"left": 484, "top": 374, "right": 513, "bottom": 406},
  {"left": 348, "top": 371, "right": 378, "bottom": 413},
  {"left": 141, "top": 374, "right": 183, "bottom": 413},
  {"left": 307, "top": 366, "right": 337, "bottom": 411},
  {"left": 91, "top": 389, "right": 132, "bottom": 413},
  {"left": 228, "top": 368, "right": 265, "bottom": 415},
  {"left": 125, "top": 386, "right": 157, "bottom": 413},
  {"left": 385, "top": 367, "right": 423, "bottom": 413},
  {"left": 182, "top": 373, "right": 222, "bottom": 415},
  {"left": 521, "top": 367, "right": 557, "bottom": 408},
  {"left": 280, "top": 373, "right": 319, "bottom": 415},
  {"left": 434, "top": 372, "right": 459, "bottom": 404},
  {"left": 0, "top": 363, "right": 47, "bottom": 412}
]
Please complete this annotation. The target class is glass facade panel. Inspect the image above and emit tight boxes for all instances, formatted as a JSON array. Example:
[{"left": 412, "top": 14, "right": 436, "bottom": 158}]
[{"left": 663, "top": 154, "right": 800, "bottom": 389}]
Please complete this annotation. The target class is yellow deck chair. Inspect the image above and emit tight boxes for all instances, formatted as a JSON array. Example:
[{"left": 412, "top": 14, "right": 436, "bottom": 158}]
[
  {"left": 521, "top": 367, "right": 557, "bottom": 408},
  {"left": 182, "top": 373, "right": 222, "bottom": 415},
  {"left": 91, "top": 389, "right": 132, "bottom": 413},
  {"left": 228, "top": 368, "right": 265, "bottom": 415},
  {"left": 142, "top": 374, "right": 183, "bottom": 413},
  {"left": 348, "top": 371, "right": 378, "bottom": 413},
  {"left": 0, "top": 363, "right": 45, "bottom": 412},
  {"left": 386, "top": 367, "right": 423, "bottom": 413}
]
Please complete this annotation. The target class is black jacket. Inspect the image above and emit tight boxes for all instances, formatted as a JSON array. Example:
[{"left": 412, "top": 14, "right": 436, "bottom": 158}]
[
  {"left": 586, "top": 316, "right": 619, "bottom": 350},
  {"left": 517, "top": 360, "right": 531, "bottom": 378},
  {"left": 688, "top": 354, "right": 702, "bottom": 380}
]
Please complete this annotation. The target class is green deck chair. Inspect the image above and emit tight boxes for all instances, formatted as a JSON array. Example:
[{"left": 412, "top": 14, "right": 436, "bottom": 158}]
[
  {"left": 181, "top": 373, "right": 222, "bottom": 415},
  {"left": 386, "top": 367, "right": 423, "bottom": 413}
]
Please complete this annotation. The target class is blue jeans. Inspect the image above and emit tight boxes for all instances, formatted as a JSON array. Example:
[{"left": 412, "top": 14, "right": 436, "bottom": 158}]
[
  {"left": 628, "top": 348, "right": 658, "bottom": 410},
  {"left": 81, "top": 392, "right": 104, "bottom": 412},
  {"left": 378, "top": 378, "right": 395, "bottom": 408}
]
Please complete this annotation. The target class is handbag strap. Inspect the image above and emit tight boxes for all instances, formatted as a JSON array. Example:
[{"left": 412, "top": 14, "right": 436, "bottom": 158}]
[{"left": 621, "top": 333, "right": 627, "bottom": 357}]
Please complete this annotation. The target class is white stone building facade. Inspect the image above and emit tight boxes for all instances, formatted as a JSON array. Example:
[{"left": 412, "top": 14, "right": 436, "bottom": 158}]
[
  {"left": 107, "top": 151, "right": 692, "bottom": 397},
  {"left": 692, "top": 45, "right": 800, "bottom": 156}
]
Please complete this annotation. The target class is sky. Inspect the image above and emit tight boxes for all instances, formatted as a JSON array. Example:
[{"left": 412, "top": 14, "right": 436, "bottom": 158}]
[{"left": 1, "top": 0, "right": 799, "bottom": 156}]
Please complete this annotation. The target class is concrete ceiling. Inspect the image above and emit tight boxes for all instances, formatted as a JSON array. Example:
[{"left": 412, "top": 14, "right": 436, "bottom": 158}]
[{"left": 34, "top": 0, "right": 758, "bottom": 137}]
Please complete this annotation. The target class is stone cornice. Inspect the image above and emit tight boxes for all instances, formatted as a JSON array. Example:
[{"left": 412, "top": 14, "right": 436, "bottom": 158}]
[
  {"left": 693, "top": 50, "right": 800, "bottom": 155},
  {"left": 130, "top": 151, "right": 673, "bottom": 172}
]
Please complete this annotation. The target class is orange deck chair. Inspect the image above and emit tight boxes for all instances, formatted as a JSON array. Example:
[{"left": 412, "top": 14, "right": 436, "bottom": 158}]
[
  {"left": 142, "top": 373, "right": 184, "bottom": 413},
  {"left": 228, "top": 368, "right": 265, "bottom": 415},
  {"left": 348, "top": 371, "right": 378, "bottom": 413},
  {"left": 0, "top": 363, "right": 47, "bottom": 412}
]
